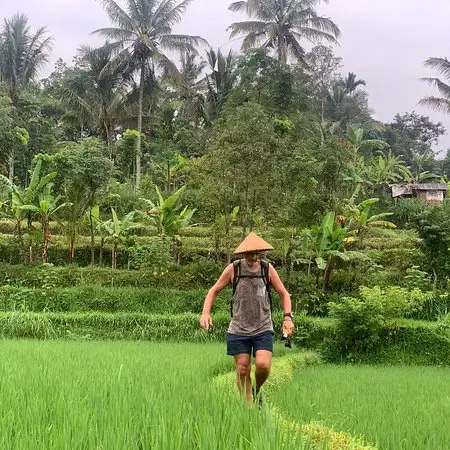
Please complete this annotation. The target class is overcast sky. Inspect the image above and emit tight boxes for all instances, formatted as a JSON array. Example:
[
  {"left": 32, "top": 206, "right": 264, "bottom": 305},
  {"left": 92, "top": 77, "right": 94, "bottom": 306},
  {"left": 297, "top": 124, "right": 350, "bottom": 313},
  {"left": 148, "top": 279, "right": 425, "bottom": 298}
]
[{"left": 3, "top": 0, "right": 450, "bottom": 152}]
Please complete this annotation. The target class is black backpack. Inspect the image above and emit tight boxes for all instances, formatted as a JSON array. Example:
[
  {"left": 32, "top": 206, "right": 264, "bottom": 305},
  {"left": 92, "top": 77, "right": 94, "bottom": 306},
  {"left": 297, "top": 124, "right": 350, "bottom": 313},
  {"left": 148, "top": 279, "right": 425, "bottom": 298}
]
[{"left": 230, "top": 259, "right": 273, "bottom": 317}]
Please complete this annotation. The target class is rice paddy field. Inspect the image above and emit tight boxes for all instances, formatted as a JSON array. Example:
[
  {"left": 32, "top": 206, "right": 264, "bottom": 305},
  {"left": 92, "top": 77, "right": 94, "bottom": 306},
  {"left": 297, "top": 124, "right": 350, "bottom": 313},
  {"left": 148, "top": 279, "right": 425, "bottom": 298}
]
[
  {"left": 0, "top": 340, "right": 308, "bottom": 450},
  {"left": 271, "top": 364, "right": 450, "bottom": 450},
  {"left": 3, "top": 339, "right": 450, "bottom": 449}
]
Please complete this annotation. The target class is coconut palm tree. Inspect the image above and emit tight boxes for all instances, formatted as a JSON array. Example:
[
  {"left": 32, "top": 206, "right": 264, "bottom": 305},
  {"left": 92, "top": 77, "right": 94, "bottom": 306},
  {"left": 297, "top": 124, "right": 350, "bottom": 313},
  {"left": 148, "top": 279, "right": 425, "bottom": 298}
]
[
  {"left": 0, "top": 14, "right": 53, "bottom": 106},
  {"left": 93, "top": 0, "right": 207, "bottom": 191},
  {"left": 176, "top": 49, "right": 207, "bottom": 125},
  {"left": 55, "top": 45, "right": 133, "bottom": 158},
  {"left": 228, "top": 0, "right": 340, "bottom": 66},
  {"left": 201, "top": 48, "right": 236, "bottom": 123},
  {"left": 419, "top": 57, "right": 450, "bottom": 115}
]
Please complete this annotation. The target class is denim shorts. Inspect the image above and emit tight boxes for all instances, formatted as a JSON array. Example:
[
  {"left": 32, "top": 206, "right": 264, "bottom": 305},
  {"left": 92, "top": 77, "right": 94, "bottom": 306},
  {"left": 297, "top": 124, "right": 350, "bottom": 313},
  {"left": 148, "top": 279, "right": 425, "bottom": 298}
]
[{"left": 226, "top": 331, "right": 274, "bottom": 357}]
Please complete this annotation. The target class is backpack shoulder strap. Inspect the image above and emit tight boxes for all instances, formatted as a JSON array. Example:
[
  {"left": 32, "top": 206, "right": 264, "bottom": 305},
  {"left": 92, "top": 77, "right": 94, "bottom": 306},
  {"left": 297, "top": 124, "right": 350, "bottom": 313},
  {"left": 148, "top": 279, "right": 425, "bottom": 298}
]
[
  {"left": 260, "top": 260, "right": 270, "bottom": 289},
  {"left": 231, "top": 259, "right": 241, "bottom": 317},
  {"left": 260, "top": 260, "right": 273, "bottom": 314},
  {"left": 232, "top": 259, "right": 242, "bottom": 295}
]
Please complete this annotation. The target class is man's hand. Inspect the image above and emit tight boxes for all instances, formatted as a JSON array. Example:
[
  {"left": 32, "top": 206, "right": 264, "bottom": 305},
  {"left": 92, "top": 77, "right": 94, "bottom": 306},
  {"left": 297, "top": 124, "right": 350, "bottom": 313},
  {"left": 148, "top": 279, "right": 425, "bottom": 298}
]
[
  {"left": 282, "top": 318, "right": 295, "bottom": 337},
  {"left": 200, "top": 313, "right": 213, "bottom": 330}
]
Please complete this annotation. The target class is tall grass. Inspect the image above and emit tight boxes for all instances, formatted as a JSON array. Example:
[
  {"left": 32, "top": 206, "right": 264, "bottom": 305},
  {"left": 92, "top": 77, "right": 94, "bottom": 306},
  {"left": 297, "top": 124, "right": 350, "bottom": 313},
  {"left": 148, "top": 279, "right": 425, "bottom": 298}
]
[
  {"left": 0, "top": 284, "right": 230, "bottom": 313},
  {"left": 271, "top": 364, "right": 450, "bottom": 450},
  {"left": 0, "top": 340, "right": 309, "bottom": 449}
]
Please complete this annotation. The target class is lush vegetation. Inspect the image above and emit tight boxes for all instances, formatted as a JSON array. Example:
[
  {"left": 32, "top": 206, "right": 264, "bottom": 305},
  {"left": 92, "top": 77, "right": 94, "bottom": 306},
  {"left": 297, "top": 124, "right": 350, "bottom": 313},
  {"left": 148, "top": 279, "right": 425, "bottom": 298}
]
[
  {"left": 1, "top": 1, "right": 450, "bottom": 447},
  {"left": 271, "top": 364, "right": 450, "bottom": 450},
  {"left": 0, "top": 0, "right": 449, "bottom": 277}
]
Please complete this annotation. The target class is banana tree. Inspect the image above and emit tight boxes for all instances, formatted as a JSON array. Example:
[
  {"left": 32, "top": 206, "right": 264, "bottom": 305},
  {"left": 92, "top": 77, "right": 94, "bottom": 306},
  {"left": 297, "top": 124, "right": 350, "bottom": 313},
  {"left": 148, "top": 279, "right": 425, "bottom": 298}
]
[
  {"left": 344, "top": 125, "right": 389, "bottom": 195},
  {"left": 85, "top": 205, "right": 109, "bottom": 266},
  {"left": 140, "top": 185, "right": 196, "bottom": 263},
  {"left": 297, "top": 212, "right": 367, "bottom": 291},
  {"left": 346, "top": 125, "right": 389, "bottom": 156},
  {"left": 367, "top": 150, "right": 411, "bottom": 196},
  {"left": 35, "top": 184, "right": 70, "bottom": 263},
  {"left": 343, "top": 198, "right": 396, "bottom": 244},
  {"left": 0, "top": 160, "right": 56, "bottom": 262},
  {"left": 103, "top": 208, "right": 139, "bottom": 269}
]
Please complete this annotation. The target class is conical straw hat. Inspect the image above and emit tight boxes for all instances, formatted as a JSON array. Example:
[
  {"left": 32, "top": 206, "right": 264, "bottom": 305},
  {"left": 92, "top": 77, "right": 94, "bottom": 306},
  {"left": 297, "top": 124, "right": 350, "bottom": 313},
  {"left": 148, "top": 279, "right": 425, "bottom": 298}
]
[{"left": 233, "top": 232, "right": 274, "bottom": 254}]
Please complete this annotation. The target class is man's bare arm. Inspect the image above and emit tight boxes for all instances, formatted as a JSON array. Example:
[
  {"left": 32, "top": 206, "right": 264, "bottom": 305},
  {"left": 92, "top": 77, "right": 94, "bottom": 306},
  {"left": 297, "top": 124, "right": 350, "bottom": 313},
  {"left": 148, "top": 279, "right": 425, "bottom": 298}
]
[
  {"left": 269, "top": 264, "right": 295, "bottom": 335},
  {"left": 200, "top": 264, "right": 233, "bottom": 329},
  {"left": 269, "top": 264, "right": 291, "bottom": 312}
]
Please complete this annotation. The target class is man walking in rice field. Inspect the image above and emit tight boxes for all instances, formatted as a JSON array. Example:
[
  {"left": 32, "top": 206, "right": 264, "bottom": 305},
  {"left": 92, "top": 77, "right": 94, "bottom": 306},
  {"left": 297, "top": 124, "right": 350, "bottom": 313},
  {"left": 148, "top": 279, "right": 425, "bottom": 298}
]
[{"left": 200, "top": 233, "right": 295, "bottom": 407}]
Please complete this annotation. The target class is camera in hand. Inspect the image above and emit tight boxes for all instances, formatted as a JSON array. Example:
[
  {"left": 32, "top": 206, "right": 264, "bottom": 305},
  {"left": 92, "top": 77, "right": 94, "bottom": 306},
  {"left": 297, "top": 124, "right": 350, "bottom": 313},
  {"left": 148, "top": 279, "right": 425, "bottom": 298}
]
[{"left": 281, "top": 332, "right": 292, "bottom": 348}]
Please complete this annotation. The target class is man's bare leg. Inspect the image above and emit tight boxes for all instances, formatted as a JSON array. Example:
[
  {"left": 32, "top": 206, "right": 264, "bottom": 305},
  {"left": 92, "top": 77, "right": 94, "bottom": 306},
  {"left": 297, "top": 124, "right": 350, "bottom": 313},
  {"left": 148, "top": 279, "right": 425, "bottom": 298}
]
[
  {"left": 234, "top": 353, "right": 252, "bottom": 403},
  {"left": 254, "top": 350, "right": 272, "bottom": 392}
]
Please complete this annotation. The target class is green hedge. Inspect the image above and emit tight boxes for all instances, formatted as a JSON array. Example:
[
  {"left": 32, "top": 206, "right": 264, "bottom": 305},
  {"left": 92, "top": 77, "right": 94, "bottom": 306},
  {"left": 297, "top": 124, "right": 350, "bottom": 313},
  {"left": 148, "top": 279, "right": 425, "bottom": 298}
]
[{"left": 0, "top": 237, "right": 286, "bottom": 266}]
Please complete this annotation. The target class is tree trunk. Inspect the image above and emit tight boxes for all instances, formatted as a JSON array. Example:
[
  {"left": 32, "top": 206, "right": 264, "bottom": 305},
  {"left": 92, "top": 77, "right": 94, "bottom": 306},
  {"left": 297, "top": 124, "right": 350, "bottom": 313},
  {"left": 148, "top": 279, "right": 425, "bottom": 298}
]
[
  {"left": 42, "top": 219, "right": 50, "bottom": 264},
  {"left": 105, "top": 125, "right": 113, "bottom": 162},
  {"left": 225, "top": 214, "right": 231, "bottom": 264},
  {"left": 112, "top": 242, "right": 117, "bottom": 269},
  {"left": 8, "top": 152, "right": 14, "bottom": 181},
  {"left": 279, "top": 40, "right": 288, "bottom": 66},
  {"left": 136, "top": 63, "right": 145, "bottom": 192},
  {"left": 99, "top": 237, "right": 104, "bottom": 266},
  {"left": 323, "top": 260, "right": 334, "bottom": 292},
  {"left": 27, "top": 216, "right": 33, "bottom": 264},
  {"left": 70, "top": 234, "right": 76, "bottom": 264},
  {"left": 167, "top": 159, "right": 171, "bottom": 192},
  {"left": 89, "top": 211, "right": 95, "bottom": 266}
]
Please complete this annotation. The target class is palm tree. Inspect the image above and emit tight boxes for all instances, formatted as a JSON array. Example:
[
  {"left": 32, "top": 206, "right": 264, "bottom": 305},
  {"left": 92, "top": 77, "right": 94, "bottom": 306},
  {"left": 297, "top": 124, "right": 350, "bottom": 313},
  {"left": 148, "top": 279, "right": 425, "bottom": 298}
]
[
  {"left": 341, "top": 72, "right": 366, "bottom": 94},
  {"left": 180, "top": 49, "right": 206, "bottom": 85},
  {"left": 55, "top": 45, "right": 133, "bottom": 158},
  {"left": 419, "top": 57, "right": 450, "bottom": 115},
  {"left": 93, "top": 0, "right": 207, "bottom": 191},
  {"left": 177, "top": 49, "right": 207, "bottom": 125},
  {"left": 201, "top": 48, "right": 236, "bottom": 123},
  {"left": 228, "top": 0, "right": 340, "bottom": 66},
  {"left": 0, "top": 14, "right": 53, "bottom": 106}
]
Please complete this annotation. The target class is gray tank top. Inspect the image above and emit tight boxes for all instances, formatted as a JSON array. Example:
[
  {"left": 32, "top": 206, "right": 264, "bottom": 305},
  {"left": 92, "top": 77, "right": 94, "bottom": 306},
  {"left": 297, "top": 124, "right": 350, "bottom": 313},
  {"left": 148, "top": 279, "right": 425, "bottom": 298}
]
[{"left": 227, "top": 260, "right": 274, "bottom": 336}]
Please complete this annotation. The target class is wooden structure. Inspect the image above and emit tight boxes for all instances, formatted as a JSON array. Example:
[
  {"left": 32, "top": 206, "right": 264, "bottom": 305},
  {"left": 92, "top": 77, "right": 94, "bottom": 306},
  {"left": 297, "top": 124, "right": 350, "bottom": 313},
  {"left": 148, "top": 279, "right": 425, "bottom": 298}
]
[{"left": 391, "top": 183, "right": 448, "bottom": 204}]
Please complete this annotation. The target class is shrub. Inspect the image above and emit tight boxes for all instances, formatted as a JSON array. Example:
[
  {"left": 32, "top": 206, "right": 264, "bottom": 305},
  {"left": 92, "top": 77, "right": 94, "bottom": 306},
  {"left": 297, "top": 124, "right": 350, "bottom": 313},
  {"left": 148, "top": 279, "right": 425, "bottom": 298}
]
[
  {"left": 323, "top": 285, "right": 430, "bottom": 359},
  {"left": 0, "top": 263, "right": 221, "bottom": 290},
  {"left": 392, "top": 198, "right": 429, "bottom": 228},
  {"left": 408, "top": 291, "right": 450, "bottom": 321},
  {"left": 128, "top": 238, "right": 173, "bottom": 273}
]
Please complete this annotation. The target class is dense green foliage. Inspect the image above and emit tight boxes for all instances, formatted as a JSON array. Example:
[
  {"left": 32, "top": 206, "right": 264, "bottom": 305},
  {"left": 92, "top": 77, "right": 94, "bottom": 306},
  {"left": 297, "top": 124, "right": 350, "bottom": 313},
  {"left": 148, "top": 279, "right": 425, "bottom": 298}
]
[
  {"left": 0, "top": 0, "right": 449, "bottom": 372},
  {"left": 0, "top": 2, "right": 448, "bottom": 272}
]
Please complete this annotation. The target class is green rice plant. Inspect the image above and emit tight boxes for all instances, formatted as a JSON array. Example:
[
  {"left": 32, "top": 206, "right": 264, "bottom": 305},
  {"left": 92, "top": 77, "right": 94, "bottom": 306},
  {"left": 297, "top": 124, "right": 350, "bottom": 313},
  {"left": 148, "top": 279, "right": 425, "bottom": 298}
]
[
  {"left": 271, "top": 364, "right": 450, "bottom": 450},
  {"left": 2, "top": 309, "right": 56, "bottom": 339},
  {"left": 0, "top": 340, "right": 309, "bottom": 449}
]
